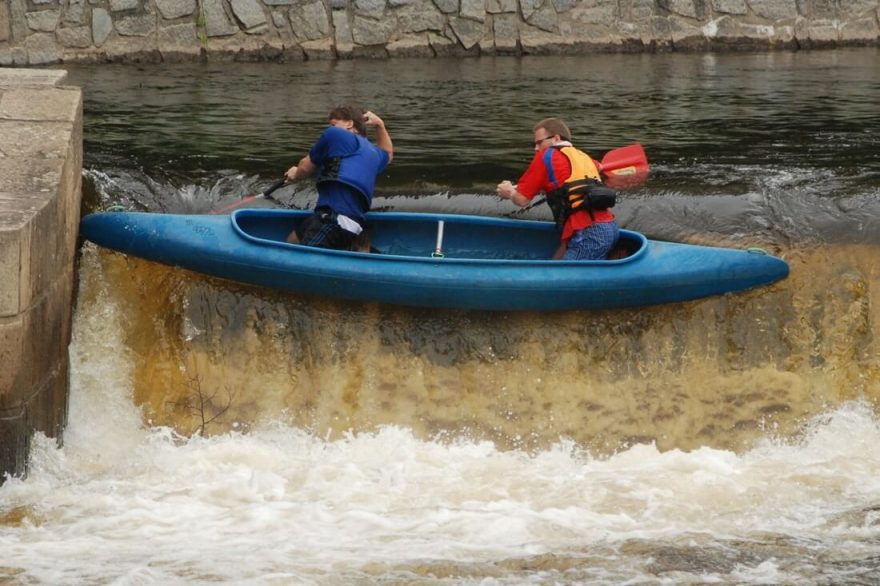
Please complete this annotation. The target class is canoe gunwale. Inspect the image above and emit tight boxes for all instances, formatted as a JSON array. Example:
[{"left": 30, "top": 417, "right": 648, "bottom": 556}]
[{"left": 230, "top": 209, "right": 651, "bottom": 267}]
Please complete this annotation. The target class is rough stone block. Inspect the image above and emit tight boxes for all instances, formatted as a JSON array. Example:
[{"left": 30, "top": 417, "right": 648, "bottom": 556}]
[
  {"left": 486, "top": 0, "right": 516, "bottom": 13},
  {"left": 300, "top": 37, "right": 335, "bottom": 58},
  {"left": 748, "top": 0, "right": 798, "bottom": 21},
  {"left": 159, "top": 22, "right": 200, "bottom": 53},
  {"left": 838, "top": 0, "right": 878, "bottom": 19},
  {"left": 840, "top": 16, "right": 879, "bottom": 40},
  {"left": 387, "top": 33, "right": 435, "bottom": 56},
  {"left": 156, "top": 0, "right": 197, "bottom": 20},
  {"left": 660, "top": 0, "right": 699, "bottom": 19},
  {"left": 290, "top": 1, "right": 330, "bottom": 41},
  {"left": 1, "top": 49, "right": 24, "bottom": 66},
  {"left": 433, "top": 0, "right": 459, "bottom": 14},
  {"left": 0, "top": 314, "right": 23, "bottom": 402},
  {"left": 0, "top": 121, "right": 73, "bottom": 160},
  {"left": 26, "top": 9, "right": 61, "bottom": 32},
  {"left": 10, "top": 0, "right": 28, "bottom": 43},
  {"left": 526, "top": 5, "right": 557, "bottom": 32},
  {"left": 0, "top": 227, "right": 26, "bottom": 316},
  {"left": 493, "top": 12, "right": 519, "bottom": 50},
  {"left": 449, "top": 15, "right": 486, "bottom": 47},
  {"left": 62, "top": 0, "right": 88, "bottom": 26},
  {"left": 520, "top": 0, "right": 540, "bottom": 20},
  {"left": 628, "top": 0, "right": 656, "bottom": 21},
  {"left": 460, "top": 0, "right": 485, "bottom": 22},
  {"left": 29, "top": 361, "right": 69, "bottom": 441},
  {"left": 0, "top": 68, "right": 67, "bottom": 89},
  {"left": 396, "top": 2, "right": 445, "bottom": 33},
  {"left": 101, "top": 34, "right": 162, "bottom": 61},
  {"left": 355, "top": 0, "right": 387, "bottom": 19},
  {"left": 667, "top": 13, "right": 706, "bottom": 39},
  {"left": 797, "top": 18, "right": 839, "bottom": 42},
  {"left": 352, "top": 14, "right": 395, "bottom": 44},
  {"left": 116, "top": 14, "right": 155, "bottom": 36},
  {"left": 93, "top": 8, "right": 113, "bottom": 46},
  {"left": 551, "top": 0, "right": 576, "bottom": 12},
  {"left": 519, "top": 27, "right": 572, "bottom": 53},
  {"left": 332, "top": 8, "right": 354, "bottom": 53},
  {"left": 0, "top": 160, "right": 63, "bottom": 194},
  {"left": 797, "top": 0, "right": 835, "bottom": 19},
  {"left": 0, "top": 1, "right": 10, "bottom": 42},
  {"left": 569, "top": 1, "right": 617, "bottom": 26},
  {"left": 204, "top": 0, "right": 239, "bottom": 36},
  {"left": 25, "top": 33, "right": 62, "bottom": 65},
  {"left": 350, "top": 43, "right": 390, "bottom": 57},
  {"left": 0, "top": 404, "right": 30, "bottom": 480},
  {"left": 231, "top": 0, "right": 268, "bottom": 30},
  {"left": 19, "top": 268, "right": 75, "bottom": 395},
  {"left": 110, "top": 0, "right": 140, "bottom": 11},
  {"left": 429, "top": 30, "right": 477, "bottom": 54},
  {"left": 57, "top": 26, "right": 95, "bottom": 49},
  {"left": 713, "top": 0, "right": 747, "bottom": 14},
  {"left": 0, "top": 88, "right": 81, "bottom": 122}
]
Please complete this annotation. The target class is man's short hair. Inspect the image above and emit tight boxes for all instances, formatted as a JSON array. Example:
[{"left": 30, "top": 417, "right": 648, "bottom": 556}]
[
  {"left": 328, "top": 105, "right": 366, "bottom": 135},
  {"left": 534, "top": 118, "right": 571, "bottom": 141}
]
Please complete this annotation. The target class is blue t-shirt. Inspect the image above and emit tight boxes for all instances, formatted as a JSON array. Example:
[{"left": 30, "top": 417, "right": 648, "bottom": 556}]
[{"left": 309, "top": 126, "right": 390, "bottom": 222}]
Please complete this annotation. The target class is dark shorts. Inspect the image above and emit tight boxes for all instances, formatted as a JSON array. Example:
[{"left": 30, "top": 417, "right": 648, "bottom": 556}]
[{"left": 296, "top": 208, "right": 357, "bottom": 251}]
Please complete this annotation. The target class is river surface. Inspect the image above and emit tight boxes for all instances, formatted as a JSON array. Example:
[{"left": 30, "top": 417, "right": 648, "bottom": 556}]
[{"left": 2, "top": 49, "right": 880, "bottom": 584}]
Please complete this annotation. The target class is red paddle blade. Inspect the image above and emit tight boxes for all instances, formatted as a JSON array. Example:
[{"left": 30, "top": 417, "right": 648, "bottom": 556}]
[
  {"left": 600, "top": 144, "right": 649, "bottom": 188},
  {"left": 209, "top": 178, "right": 287, "bottom": 214},
  {"left": 210, "top": 193, "right": 260, "bottom": 214}
]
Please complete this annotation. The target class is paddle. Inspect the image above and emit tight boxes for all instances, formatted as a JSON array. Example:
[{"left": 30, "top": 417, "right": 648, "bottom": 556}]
[
  {"left": 597, "top": 143, "right": 649, "bottom": 189},
  {"left": 210, "top": 177, "right": 287, "bottom": 215}
]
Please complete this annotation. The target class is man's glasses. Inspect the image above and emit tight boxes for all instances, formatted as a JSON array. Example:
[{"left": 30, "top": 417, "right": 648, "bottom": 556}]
[{"left": 533, "top": 135, "right": 555, "bottom": 147}]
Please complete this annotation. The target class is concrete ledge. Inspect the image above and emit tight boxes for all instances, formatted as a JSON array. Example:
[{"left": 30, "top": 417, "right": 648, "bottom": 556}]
[{"left": 0, "top": 68, "right": 81, "bottom": 482}]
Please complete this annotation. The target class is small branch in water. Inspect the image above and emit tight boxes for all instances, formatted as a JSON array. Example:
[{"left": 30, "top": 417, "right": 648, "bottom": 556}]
[{"left": 167, "top": 373, "right": 235, "bottom": 437}]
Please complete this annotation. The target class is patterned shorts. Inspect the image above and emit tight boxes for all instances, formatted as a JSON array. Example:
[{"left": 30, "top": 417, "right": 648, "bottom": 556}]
[
  {"left": 563, "top": 221, "right": 620, "bottom": 261},
  {"left": 296, "top": 208, "right": 357, "bottom": 251}
]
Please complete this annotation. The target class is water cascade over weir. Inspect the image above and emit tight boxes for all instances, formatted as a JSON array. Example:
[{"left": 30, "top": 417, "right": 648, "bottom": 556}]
[
  {"left": 66, "top": 49, "right": 880, "bottom": 454},
  {"left": 78, "top": 240, "right": 879, "bottom": 454}
]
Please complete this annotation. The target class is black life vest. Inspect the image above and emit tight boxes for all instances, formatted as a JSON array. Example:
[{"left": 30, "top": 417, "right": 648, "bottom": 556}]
[{"left": 543, "top": 145, "right": 617, "bottom": 228}]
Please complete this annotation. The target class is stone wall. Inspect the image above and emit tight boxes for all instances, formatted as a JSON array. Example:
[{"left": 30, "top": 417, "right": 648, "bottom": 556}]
[
  {"left": 0, "top": 0, "right": 878, "bottom": 64},
  {"left": 0, "top": 69, "right": 82, "bottom": 481}
]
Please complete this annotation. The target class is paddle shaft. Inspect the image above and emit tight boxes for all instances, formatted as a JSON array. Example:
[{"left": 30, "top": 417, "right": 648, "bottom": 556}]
[{"left": 210, "top": 178, "right": 287, "bottom": 214}]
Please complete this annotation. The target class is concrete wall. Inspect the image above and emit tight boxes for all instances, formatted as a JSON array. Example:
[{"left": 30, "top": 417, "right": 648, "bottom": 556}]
[
  {"left": 0, "top": 69, "right": 82, "bottom": 481},
  {"left": 0, "top": 0, "right": 878, "bottom": 64}
]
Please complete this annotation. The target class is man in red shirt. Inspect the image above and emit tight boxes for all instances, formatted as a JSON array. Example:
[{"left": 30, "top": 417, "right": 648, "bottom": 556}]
[{"left": 496, "top": 118, "right": 619, "bottom": 260}]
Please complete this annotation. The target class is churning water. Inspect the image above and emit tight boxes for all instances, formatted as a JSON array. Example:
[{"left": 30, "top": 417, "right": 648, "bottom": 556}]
[{"left": 2, "top": 49, "right": 879, "bottom": 583}]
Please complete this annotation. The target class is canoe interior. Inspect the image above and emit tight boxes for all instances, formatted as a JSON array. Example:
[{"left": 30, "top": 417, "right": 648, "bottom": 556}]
[{"left": 233, "top": 210, "right": 645, "bottom": 262}]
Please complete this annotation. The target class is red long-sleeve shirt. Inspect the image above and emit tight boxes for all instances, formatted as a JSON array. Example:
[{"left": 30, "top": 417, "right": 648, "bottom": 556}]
[{"left": 517, "top": 146, "right": 615, "bottom": 241}]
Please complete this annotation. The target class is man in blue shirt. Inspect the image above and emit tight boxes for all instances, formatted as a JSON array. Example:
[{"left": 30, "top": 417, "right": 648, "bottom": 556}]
[{"left": 285, "top": 105, "right": 393, "bottom": 250}]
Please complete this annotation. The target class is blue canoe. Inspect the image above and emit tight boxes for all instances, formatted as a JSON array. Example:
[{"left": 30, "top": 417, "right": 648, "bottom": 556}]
[{"left": 79, "top": 209, "right": 789, "bottom": 311}]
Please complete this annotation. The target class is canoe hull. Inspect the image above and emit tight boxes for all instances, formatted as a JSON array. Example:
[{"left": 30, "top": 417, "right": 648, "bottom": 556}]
[{"left": 79, "top": 210, "right": 789, "bottom": 311}]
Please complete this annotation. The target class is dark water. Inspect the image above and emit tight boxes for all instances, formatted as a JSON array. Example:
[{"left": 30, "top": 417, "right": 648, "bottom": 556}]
[
  {"left": 2, "top": 48, "right": 878, "bottom": 586},
  {"left": 68, "top": 49, "right": 880, "bottom": 245}
]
